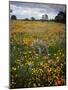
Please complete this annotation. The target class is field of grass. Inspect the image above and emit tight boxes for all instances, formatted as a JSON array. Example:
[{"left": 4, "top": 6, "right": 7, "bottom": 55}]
[{"left": 10, "top": 20, "right": 66, "bottom": 88}]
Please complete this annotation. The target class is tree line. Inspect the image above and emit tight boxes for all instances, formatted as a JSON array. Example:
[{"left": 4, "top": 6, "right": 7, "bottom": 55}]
[{"left": 10, "top": 11, "right": 66, "bottom": 24}]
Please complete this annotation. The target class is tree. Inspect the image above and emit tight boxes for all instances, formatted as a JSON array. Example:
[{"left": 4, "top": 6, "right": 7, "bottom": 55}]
[
  {"left": 42, "top": 14, "right": 48, "bottom": 21},
  {"left": 11, "top": 15, "right": 17, "bottom": 20},
  {"left": 31, "top": 17, "right": 35, "bottom": 21},
  {"left": 24, "top": 18, "right": 29, "bottom": 21},
  {"left": 55, "top": 11, "right": 66, "bottom": 23}
]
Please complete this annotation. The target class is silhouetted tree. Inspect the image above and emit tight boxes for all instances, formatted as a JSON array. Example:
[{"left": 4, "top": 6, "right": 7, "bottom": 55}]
[
  {"left": 42, "top": 14, "right": 48, "bottom": 21},
  {"left": 24, "top": 18, "right": 29, "bottom": 20},
  {"left": 11, "top": 15, "right": 17, "bottom": 20},
  {"left": 31, "top": 17, "right": 35, "bottom": 21},
  {"left": 55, "top": 11, "right": 66, "bottom": 23}
]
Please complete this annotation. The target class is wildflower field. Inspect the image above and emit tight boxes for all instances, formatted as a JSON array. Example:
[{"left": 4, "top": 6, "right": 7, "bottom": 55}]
[{"left": 10, "top": 20, "right": 66, "bottom": 88}]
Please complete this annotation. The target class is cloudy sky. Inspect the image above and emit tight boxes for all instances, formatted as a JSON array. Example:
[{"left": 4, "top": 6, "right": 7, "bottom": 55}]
[{"left": 10, "top": 1, "right": 66, "bottom": 20}]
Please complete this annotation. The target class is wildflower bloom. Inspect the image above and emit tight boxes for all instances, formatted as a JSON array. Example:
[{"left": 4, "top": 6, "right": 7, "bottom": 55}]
[
  {"left": 19, "top": 65, "right": 23, "bottom": 70},
  {"left": 55, "top": 77, "right": 62, "bottom": 86},
  {"left": 40, "top": 39, "right": 43, "bottom": 45},
  {"left": 37, "top": 47, "right": 42, "bottom": 57},
  {"left": 29, "top": 64, "right": 33, "bottom": 70},
  {"left": 36, "top": 38, "right": 39, "bottom": 44}
]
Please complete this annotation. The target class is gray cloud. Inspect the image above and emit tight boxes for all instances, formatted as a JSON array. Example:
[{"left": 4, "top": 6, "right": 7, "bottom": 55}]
[{"left": 10, "top": 1, "right": 66, "bottom": 19}]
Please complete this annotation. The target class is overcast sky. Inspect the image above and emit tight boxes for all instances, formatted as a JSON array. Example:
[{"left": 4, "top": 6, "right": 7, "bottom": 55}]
[{"left": 10, "top": 1, "right": 66, "bottom": 20}]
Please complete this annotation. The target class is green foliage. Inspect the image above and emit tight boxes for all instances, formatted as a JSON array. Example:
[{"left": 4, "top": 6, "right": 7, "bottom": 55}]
[
  {"left": 11, "top": 15, "right": 17, "bottom": 20},
  {"left": 55, "top": 11, "right": 66, "bottom": 23}
]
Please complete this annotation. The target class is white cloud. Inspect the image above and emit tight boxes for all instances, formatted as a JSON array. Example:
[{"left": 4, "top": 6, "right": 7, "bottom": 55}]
[
  {"left": 10, "top": 3, "right": 65, "bottom": 19},
  {"left": 10, "top": 4, "right": 46, "bottom": 19}
]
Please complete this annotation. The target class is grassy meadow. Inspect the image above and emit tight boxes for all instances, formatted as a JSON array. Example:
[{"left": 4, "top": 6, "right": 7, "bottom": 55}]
[{"left": 10, "top": 20, "right": 66, "bottom": 88}]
